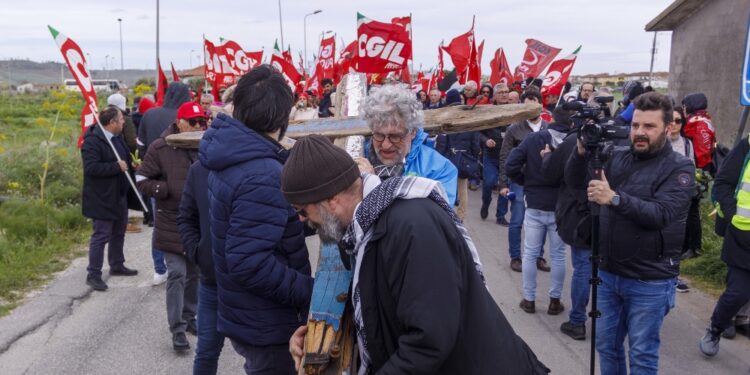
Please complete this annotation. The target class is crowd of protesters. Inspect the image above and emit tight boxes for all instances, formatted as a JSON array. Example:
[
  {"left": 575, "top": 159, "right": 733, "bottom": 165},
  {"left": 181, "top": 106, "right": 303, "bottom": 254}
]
[{"left": 78, "top": 62, "right": 750, "bottom": 375}]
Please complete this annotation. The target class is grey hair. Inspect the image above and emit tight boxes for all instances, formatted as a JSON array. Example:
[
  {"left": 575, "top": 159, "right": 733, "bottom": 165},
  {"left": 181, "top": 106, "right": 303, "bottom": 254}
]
[
  {"left": 464, "top": 80, "right": 478, "bottom": 90},
  {"left": 361, "top": 84, "right": 424, "bottom": 132},
  {"left": 494, "top": 83, "right": 508, "bottom": 91},
  {"left": 201, "top": 93, "right": 213, "bottom": 101}
]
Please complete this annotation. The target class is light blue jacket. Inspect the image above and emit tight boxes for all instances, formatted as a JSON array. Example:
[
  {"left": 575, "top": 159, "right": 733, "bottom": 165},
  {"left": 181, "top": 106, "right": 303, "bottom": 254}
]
[{"left": 404, "top": 129, "right": 458, "bottom": 205}]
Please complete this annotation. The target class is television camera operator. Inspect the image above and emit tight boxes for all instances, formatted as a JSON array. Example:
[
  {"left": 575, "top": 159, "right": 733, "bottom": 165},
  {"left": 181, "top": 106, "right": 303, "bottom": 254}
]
[{"left": 564, "top": 92, "right": 695, "bottom": 374}]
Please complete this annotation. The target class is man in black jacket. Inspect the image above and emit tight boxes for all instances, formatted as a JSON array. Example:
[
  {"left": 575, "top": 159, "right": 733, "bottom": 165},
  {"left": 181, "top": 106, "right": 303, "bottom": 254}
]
[
  {"left": 565, "top": 92, "right": 694, "bottom": 374},
  {"left": 178, "top": 161, "right": 225, "bottom": 374},
  {"left": 283, "top": 135, "right": 549, "bottom": 375},
  {"left": 698, "top": 136, "right": 750, "bottom": 357},
  {"left": 81, "top": 106, "right": 139, "bottom": 291}
]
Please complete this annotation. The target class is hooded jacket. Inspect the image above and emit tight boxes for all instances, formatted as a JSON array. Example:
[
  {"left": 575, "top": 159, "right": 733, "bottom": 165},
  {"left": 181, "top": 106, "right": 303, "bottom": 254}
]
[
  {"left": 178, "top": 161, "right": 216, "bottom": 285},
  {"left": 682, "top": 93, "right": 715, "bottom": 170},
  {"left": 199, "top": 113, "right": 313, "bottom": 346},
  {"left": 137, "top": 82, "right": 190, "bottom": 157},
  {"left": 404, "top": 128, "right": 458, "bottom": 205}
]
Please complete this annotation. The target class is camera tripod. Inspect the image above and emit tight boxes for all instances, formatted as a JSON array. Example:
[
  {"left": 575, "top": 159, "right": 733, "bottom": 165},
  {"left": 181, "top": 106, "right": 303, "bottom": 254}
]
[{"left": 586, "top": 145, "right": 604, "bottom": 375}]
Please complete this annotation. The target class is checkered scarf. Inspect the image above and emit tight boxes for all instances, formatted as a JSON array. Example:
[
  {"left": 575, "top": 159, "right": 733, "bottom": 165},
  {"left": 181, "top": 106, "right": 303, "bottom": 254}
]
[{"left": 341, "top": 174, "right": 484, "bottom": 374}]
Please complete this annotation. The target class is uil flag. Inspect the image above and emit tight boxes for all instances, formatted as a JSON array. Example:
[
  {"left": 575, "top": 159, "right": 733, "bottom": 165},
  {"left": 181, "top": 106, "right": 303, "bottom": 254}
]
[
  {"left": 541, "top": 46, "right": 581, "bottom": 96},
  {"left": 48, "top": 25, "right": 98, "bottom": 147},
  {"left": 514, "top": 38, "right": 561, "bottom": 82},
  {"left": 355, "top": 12, "right": 412, "bottom": 74},
  {"left": 156, "top": 60, "right": 169, "bottom": 105},
  {"left": 489, "top": 48, "right": 514, "bottom": 87},
  {"left": 170, "top": 62, "right": 180, "bottom": 81},
  {"left": 271, "top": 40, "right": 302, "bottom": 91},
  {"left": 442, "top": 20, "right": 474, "bottom": 81}
]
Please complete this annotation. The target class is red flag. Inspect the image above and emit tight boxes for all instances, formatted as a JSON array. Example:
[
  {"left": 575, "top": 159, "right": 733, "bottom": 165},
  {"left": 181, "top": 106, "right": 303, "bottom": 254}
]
[
  {"left": 156, "top": 60, "right": 168, "bottom": 106},
  {"left": 355, "top": 12, "right": 411, "bottom": 74},
  {"left": 334, "top": 41, "right": 357, "bottom": 83},
  {"left": 391, "top": 16, "right": 412, "bottom": 83},
  {"left": 283, "top": 47, "right": 293, "bottom": 65},
  {"left": 467, "top": 39, "right": 483, "bottom": 84},
  {"left": 48, "top": 25, "right": 99, "bottom": 147},
  {"left": 541, "top": 46, "right": 581, "bottom": 97},
  {"left": 489, "top": 48, "right": 514, "bottom": 87},
  {"left": 316, "top": 36, "right": 336, "bottom": 79},
  {"left": 514, "top": 38, "right": 561, "bottom": 82},
  {"left": 170, "top": 62, "right": 180, "bottom": 81},
  {"left": 442, "top": 20, "right": 474, "bottom": 81},
  {"left": 204, "top": 39, "right": 231, "bottom": 101},
  {"left": 271, "top": 43, "right": 302, "bottom": 91}
]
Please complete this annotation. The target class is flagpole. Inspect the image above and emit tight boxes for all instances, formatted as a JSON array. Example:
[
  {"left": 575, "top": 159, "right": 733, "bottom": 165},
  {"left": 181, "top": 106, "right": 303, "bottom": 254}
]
[
  {"left": 155, "top": 0, "right": 160, "bottom": 88},
  {"left": 409, "top": 13, "right": 414, "bottom": 80},
  {"left": 203, "top": 34, "right": 207, "bottom": 91}
]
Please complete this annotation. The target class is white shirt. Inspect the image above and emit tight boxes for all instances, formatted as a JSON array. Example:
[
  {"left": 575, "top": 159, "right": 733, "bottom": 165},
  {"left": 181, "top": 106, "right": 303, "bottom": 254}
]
[{"left": 527, "top": 118, "right": 543, "bottom": 132}]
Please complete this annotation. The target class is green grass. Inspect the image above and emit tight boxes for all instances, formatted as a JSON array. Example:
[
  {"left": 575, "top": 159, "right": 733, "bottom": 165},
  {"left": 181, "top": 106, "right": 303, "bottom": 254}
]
[
  {"left": 0, "top": 91, "right": 93, "bottom": 316},
  {"left": 680, "top": 201, "right": 727, "bottom": 296}
]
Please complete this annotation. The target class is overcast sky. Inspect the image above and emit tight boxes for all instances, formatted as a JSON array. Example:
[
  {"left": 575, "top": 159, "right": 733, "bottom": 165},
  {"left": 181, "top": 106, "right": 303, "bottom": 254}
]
[{"left": 1, "top": 0, "right": 674, "bottom": 75}]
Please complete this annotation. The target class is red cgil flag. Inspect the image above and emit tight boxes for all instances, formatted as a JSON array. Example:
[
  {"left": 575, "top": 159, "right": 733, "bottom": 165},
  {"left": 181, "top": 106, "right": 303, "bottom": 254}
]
[
  {"left": 156, "top": 60, "right": 169, "bottom": 106},
  {"left": 514, "top": 38, "right": 561, "bottom": 83},
  {"left": 48, "top": 25, "right": 99, "bottom": 147},
  {"left": 355, "top": 12, "right": 411, "bottom": 74},
  {"left": 334, "top": 40, "right": 357, "bottom": 83},
  {"left": 391, "top": 15, "right": 412, "bottom": 83},
  {"left": 489, "top": 48, "right": 514, "bottom": 87},
  {"left": 541, "top": 46, "right": 581, "bottom": 97},
  {"left": 170, "top": 62, "right": 180, "bottom": 81}
]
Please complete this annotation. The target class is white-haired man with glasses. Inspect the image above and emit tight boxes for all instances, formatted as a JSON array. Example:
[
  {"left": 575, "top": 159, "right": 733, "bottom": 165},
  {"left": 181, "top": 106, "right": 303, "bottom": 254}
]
[{"left": 358, "top": 85, "right": 458, "bottom": 205}]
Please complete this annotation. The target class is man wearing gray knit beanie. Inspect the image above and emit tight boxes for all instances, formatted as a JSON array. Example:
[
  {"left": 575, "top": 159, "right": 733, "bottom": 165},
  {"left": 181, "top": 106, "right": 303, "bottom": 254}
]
[{"left": 283, "top": 135, "right": 549, "bottom": 375}]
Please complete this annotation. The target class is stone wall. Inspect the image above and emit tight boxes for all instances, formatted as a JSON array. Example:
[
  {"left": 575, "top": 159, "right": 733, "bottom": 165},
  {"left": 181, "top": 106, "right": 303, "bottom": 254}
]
[{"left": 668, "top": 0, "right": 750, "bottom": 144}]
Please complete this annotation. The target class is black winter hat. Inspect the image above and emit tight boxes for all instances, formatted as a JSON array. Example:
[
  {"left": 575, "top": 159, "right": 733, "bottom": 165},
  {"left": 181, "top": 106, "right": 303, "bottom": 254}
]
[
  {"left": 682, "top": 92, "right": 708, "bottom": 114},
  {"left": 281, "top": 135, "right": 359, "bottom": 205}
]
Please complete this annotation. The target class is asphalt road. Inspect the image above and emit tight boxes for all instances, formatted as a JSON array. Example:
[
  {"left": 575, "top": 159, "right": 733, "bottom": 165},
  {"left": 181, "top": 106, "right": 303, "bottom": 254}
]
[{"left": 0, "top": 189, "right": 748, "bottom": 374}]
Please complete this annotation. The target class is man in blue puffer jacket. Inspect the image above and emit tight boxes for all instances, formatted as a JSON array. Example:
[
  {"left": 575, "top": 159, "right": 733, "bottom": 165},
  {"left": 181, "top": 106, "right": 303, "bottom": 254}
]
[{"left": 199, "top": 65, "right": 313, "bottom": 375}]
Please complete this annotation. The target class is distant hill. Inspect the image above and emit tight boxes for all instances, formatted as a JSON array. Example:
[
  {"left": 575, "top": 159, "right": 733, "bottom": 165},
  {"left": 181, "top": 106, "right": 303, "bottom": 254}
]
[{"left": 0, "top": 59, "right": 156, "bottom": 87}]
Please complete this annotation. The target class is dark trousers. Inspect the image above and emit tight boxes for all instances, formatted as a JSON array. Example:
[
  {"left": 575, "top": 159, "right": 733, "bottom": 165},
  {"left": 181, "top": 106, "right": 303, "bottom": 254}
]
[
  {"left": 481, "top": 153, "right": 508, "bottom": 219},
  {"left": 683, "top": 197, "right": 702, "bottom": 253},
  {"left": 711, "top": 266, "right": 750, "bottom": 331},
  {"left": 230, "top": 340, "right": 296, "bottom": 375},
  {"left": 87, "top": 196, "right": 127, "bottom": 277},
  {"left": 193, "top": 282, "right": 225, "bottom": 375},
  {"left": 164, "top": 252, "right": 199, "bottom": 334}
]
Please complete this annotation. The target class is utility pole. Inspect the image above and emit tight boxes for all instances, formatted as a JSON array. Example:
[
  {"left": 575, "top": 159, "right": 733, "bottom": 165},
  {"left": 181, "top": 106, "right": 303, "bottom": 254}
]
[
  {"left": 278, "top": 0, "right": 285, "bottom": 49},
  {"left": 304, "top": 10, "right": 322, "bottom": 74},
  {"left": 118, "top": 18, "right": 124, "bottom": 70},
  {"left": 156, "top": 0, "right": 160, "bottom": 86},
  {"left": 648, "top": 31, "right": 657, "bottom": 87}
]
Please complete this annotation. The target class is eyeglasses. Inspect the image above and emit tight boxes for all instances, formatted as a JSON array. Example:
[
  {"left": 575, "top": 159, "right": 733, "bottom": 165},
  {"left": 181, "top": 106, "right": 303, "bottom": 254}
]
[
  {"left": 188, "top": 118, "right": 208, "bottom": 127},
  {"left": 372, "top": 131, "right": 409, "bottom": 144},
  {"left": 674, "top": 118, "right": 684, "bottom": 125},
  {"left": 293, "top": 206, "right": 308, "bottom": 218},
  {"left": 481, "top": 90, "right": 491, "bottom": 95}
]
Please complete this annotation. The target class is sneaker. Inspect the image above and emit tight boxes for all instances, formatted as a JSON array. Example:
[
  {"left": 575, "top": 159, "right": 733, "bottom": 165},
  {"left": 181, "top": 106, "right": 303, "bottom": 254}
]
[
  {"left": 153, "top": 272, "right": 168, "bottom": 286},
  {"left": 676, "top": 278, "right": 690, "bottom": 293},
  {"left": 510, "top": 258, "right": 522, "bottom": 272},
  {"left": 480, "top": 204, "right": 489, "bottom": 220},
  {"left": 722, "top": 325, "right": 736, "bottom": 339},
  {"left": 547, "top": 298, "right": 565, "bottom": 315},
  {"left": 699, "top": 328, "right": 721, "bottom": 357},
  {"left": 496, "top": 217, "right": 509, "bottom": 226},
  {"left": 186, "top": 320, "right": 198, "bottom": 336},
  {"left": 86, "top": 275, "right": 108, "bottom": 291},
  {"left": 172, "top": 332, "right": 190, "bottom": 351},
  {"left": 560, "top": 321, "right": 586, "bottom": 340},
  {"left": 536, "top": 257, "right": 551, "bottom": 272},
  {"left": 519, "top": 299, "right": 535, "bottom": 314}
]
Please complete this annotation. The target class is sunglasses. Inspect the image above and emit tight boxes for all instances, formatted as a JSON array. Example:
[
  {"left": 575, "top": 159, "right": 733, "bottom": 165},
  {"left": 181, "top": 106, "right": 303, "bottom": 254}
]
[
  {"left": 481, "top": 90, "right": 491, "bottom": 94},
  {"left": 674, "top": 118, "right": 684, "bottom": 125},
  {"left": 372, "top": 131, "right": 409, "bottom": 144},
  {"left": 188, "top": 118, "right": 208, "bottom": 127}
]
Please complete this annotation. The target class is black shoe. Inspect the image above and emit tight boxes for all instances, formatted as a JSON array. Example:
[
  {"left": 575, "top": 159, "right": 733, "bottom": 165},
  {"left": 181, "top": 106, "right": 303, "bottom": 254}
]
[
  {"left": 173, "top": 332, "right": 190, "bottom": 351},
  {"left": 109, "top": 265, "right": 138, "bottom": 276},
  {"left": 186, "top": 320, "right": 198, "bottom": 336},
  {"left": 510, "top": 258, "right": 522, "bottom": 272},
  {"left": 496, "top": 217, "right": 509, "bottom": 226},
  {"left": 480, "top": 204, "right": 489, "bottom": 220},
  {"left": 536, "top": 257, "right": 551, "bottom": 272},
  {"left": 547, "top": 298, "right": 565, "bottom": 315},
  {"left": 722, "top": 324, "right": 737, "bottom": 339},
  {"left": 560, "top": 321, "right": 586, "bottom": 340},
  {"left": 519, "top": 299, "right": 535, "bottom": 313},
  {"left": 86, "top": 275, "right": 108, "bottom": 291}
]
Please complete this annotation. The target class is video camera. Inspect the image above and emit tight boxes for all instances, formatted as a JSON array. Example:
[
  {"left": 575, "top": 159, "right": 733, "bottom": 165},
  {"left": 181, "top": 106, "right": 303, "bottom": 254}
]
[{"left": 563, "top": 96, "right": 628, "bottom": 149}]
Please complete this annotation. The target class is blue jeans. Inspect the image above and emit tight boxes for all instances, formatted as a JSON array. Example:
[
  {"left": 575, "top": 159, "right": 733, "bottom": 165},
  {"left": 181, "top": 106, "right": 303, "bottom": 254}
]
[
  {"left": 507, "top": 182, "right": 525, "bottom": 260},
  {"left": 151, "top": 198, "right": 167, "bottom": 275},
  {"left": 193, "top": 282, "right": 225, "bottom": 375},
  {"left": 569, "top": 247, "right": 592, "bottom": 325},
  {"left": 596, "top": 270, "right": 676, "bottom": 375},
  {"left": 482, "top": 154, "right": 508, "bottom": 219},
  {"left": 521, "top": 208, "right": 566, "bottom": 301}
]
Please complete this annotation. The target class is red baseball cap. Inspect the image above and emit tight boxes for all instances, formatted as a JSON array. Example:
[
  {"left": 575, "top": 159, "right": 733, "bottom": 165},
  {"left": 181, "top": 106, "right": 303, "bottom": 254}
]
[{"left": 177, "top": 102, "right": 207, "bottom": 120}]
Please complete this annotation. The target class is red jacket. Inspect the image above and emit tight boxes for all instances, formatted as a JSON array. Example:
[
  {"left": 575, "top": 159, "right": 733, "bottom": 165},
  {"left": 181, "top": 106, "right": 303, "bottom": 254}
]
[{"left": 683, "top": 110, "right": 715, "bottom": 169}]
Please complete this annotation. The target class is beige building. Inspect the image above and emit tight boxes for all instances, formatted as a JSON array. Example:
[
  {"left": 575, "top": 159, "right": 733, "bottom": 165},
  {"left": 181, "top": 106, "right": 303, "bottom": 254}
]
[{"left": 647, "top": 0, "right": 750, "bottom": 144}]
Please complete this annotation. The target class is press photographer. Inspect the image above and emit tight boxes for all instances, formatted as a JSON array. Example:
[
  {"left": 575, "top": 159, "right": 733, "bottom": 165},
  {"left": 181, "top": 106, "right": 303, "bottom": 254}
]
[{"left": 564, "top": 92, "right": 695, "bottom": 374}]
